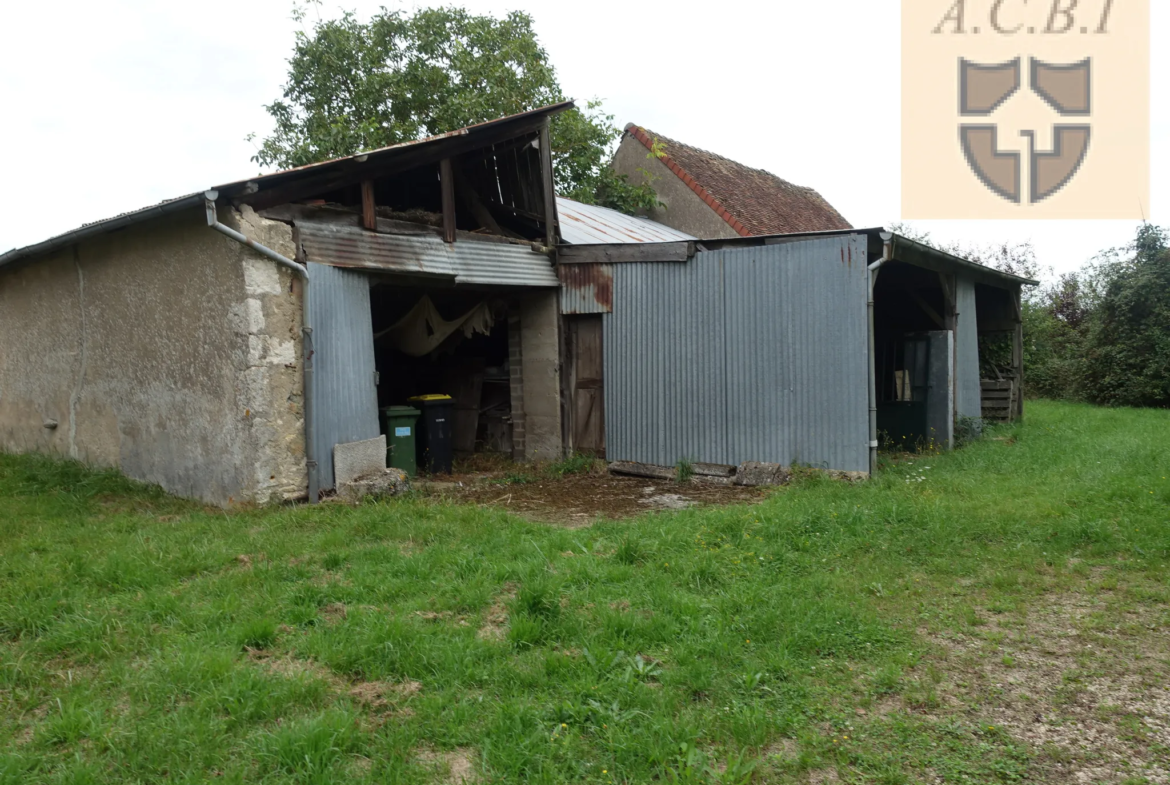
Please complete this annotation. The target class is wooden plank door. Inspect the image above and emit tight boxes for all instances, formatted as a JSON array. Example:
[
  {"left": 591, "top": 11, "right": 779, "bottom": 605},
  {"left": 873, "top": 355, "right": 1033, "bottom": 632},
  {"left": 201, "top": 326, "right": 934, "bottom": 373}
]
[{"left": 569, "top": 316, "right": 605, "bottom": 456}]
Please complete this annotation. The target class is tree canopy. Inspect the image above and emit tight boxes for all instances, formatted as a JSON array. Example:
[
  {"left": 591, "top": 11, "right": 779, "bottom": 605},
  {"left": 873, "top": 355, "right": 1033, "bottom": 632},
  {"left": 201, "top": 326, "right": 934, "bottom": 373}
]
[{"left": 253, "top": 5, "right": 656, "bottom": 212}]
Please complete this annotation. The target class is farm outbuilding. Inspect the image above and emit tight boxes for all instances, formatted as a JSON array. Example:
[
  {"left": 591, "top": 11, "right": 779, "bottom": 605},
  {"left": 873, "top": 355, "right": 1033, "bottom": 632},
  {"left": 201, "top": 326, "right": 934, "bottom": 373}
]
[
  {"left": 0, "top": 104, "right": 575, "bottom": 505},
  {"left": 557, "top": 230, "right": 1036, "bottom": 476},
  {"left": 0, "top": 101, "right": 1036, "bottom": 504}
]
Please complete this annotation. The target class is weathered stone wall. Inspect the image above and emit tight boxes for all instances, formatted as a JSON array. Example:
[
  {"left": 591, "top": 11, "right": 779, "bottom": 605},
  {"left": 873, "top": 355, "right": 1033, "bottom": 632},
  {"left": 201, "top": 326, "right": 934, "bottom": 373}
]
[
  {"left": 0, "top": 205, "right": 305, "bottom": 505},
  {"left": 611, "top": 136, "right": 741, "bottom": 240}
]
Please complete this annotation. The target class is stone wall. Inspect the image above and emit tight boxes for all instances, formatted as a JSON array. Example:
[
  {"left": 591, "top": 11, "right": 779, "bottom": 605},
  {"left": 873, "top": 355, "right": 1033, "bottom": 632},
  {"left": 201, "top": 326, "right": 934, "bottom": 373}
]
[
  {"left": 611, "top": 136, "right": 741, "bottom": 240},
  {"left": 0, "top": 205, "right": 306, "bottom": 505}
]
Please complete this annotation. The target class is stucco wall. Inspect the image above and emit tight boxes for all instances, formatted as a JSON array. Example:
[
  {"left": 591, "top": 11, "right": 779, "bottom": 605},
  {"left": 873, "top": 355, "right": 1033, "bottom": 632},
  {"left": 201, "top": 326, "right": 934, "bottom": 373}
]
[
  {"left": 611, "top": 136, "right": 740, "bottom": 240},
  {"left": 0, "top": 205, "right": 305, "bottom": 505}
]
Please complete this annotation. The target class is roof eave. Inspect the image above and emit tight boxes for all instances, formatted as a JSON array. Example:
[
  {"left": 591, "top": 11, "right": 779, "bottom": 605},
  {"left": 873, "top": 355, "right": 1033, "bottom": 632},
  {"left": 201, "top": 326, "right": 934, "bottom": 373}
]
[
  {"left": 889, "top": 233, "right": 1040, "bottom": 287},
  {"left": 0, "top": 193, "right": 204, "bottom": 271}
]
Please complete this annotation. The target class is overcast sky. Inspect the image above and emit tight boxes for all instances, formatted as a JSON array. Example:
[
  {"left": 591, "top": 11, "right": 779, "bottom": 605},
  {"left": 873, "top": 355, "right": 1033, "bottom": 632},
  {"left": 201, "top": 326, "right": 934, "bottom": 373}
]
[{"left": 1, "top": 1, "right": 1165, "bottom": 279}]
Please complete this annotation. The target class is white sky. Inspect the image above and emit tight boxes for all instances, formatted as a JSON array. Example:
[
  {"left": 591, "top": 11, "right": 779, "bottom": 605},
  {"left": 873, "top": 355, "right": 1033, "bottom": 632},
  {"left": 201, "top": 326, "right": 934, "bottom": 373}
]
[{"left": 1, "top": 0, "right": 1165, "bottom": 279}]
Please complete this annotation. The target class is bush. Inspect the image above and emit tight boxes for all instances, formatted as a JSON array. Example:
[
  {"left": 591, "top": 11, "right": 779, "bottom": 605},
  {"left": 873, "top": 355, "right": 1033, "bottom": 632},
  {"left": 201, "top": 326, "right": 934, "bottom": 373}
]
[{"left": 1081, "top": 226, "right": 1170, "bottom": 407}]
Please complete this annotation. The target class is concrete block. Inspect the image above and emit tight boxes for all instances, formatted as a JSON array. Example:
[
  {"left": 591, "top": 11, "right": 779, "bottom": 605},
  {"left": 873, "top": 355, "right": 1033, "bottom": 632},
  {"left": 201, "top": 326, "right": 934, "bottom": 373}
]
[
  {"left": 337, "top": 467, "right": 410, "bottom": 503},
  {"left": 333, "top": 435, "right": 386, "bottom": 487},
  {"left": 734, "top": 462, "right": 791, "bottom": 487}
]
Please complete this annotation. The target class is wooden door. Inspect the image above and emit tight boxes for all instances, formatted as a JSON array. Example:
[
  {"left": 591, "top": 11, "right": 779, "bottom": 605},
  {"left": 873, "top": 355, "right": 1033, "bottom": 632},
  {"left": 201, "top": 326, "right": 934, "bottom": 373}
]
[{"left": 569, "top": 316, "right": 605, "bottom": 456}]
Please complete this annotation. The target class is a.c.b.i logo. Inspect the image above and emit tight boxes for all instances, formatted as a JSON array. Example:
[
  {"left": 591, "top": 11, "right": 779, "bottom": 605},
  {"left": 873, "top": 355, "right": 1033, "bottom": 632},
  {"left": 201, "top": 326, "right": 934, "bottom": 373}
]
[{"left": 902, "top": 1, "right": 1149, "bottom": 220}]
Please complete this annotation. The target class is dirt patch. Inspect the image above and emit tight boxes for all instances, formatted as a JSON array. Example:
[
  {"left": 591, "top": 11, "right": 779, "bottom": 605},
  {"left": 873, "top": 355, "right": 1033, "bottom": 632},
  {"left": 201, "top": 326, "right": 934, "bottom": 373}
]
[
  {"left": 761, "top": 738, "right": 799, "bottom": 760},
  {"left": 423, "top": 469, "right": 768, "bottom": 525},
  {"left": 320, "top": 602, "right": 348, "bottom": 625},
  {"left": 477, "top": 583, "right": 517, "bottom": 642},
  {"left": 349, "top": 679, "right": 421, "bottom": 714},
  {"left": 250, "top": 652, "right": 345, "bottom": 690},
  {"left": 923, "top": 588, "right": 1170, "bottom": 784},
  {"left": 418, "top": 747, "right": 479, "bottom": 784}
]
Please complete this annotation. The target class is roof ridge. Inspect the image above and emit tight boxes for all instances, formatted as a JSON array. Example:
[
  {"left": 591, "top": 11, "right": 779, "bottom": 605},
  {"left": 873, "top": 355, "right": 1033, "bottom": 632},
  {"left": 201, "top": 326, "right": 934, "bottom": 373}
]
[
  {"left": 623, "top": 124, "right": 849, "bottom": 236},
  {"left": 624, "top": 125, "right": 751, "bottom": 237}
]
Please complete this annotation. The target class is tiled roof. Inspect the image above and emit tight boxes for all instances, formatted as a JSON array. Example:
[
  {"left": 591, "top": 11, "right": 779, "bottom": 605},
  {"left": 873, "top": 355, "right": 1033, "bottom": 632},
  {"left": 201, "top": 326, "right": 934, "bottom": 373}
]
[{"left": 625, "top": 125, "right": 851, "bottom": 237}]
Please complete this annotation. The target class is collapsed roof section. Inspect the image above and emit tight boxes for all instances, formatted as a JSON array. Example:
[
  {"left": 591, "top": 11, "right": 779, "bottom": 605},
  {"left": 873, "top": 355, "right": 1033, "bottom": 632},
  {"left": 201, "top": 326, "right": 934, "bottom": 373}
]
[{"left": 0, "top": 102, "right": 575, "bottom": 271}]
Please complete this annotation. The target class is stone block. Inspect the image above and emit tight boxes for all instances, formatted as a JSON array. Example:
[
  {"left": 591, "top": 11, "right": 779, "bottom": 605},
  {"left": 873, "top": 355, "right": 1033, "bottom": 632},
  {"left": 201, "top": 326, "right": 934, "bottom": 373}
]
[
  {"left": 333, "top": 435, "right": 386, "bottom": 487},
  {"left": 337, "top": 468, "right": 410, "bottom": 503},
  {"left": 734, "top": 461, "right": 791, "bottom": 487}
]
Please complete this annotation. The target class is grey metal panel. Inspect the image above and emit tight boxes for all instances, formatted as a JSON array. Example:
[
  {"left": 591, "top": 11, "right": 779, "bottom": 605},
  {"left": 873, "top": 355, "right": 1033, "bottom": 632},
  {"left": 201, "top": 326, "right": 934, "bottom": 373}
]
[
  {"left": 605, "top": 256, "right": 727, "bottom": 466},
  {"left": 604, "top": 235, "right": 870, "bottom": 472},
  {"left": 298, "top": 222, "right": 558, "bottom": 287},
  {"left": 556, "top": 197, "right": 696, "bottom": 244},
  {"left": 308, "top": 262, "right": 381, "bottom": 490},
  {"left": 559, "top": 264, "right": 613, "bottom": 314},
  {"left": 954, "top": 276, "right": 982, "bottom": 419},
  {"left": 926, "top": 330, "right": 955, "bottom": 449}
]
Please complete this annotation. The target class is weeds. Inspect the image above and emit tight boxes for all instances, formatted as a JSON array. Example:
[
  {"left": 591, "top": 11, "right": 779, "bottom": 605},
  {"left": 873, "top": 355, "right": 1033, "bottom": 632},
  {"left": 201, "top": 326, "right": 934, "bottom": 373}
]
[{"left": 675, "top": 459, "right": 695, "bottom": 484}]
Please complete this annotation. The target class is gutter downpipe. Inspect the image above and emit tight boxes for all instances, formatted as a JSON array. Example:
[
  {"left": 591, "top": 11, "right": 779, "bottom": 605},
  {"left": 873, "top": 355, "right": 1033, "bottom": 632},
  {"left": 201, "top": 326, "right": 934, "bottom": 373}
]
[
  {"left": 203, "top": 191, "right": 319, "bottom": 505},
  {"left": 867, "top": 232, "right": 894, "bottom": 477}
]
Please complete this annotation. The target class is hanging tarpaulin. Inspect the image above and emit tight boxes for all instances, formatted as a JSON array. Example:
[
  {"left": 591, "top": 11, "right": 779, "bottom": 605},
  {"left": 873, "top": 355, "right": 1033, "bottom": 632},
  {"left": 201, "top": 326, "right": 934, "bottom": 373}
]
[{"left": 376, "top": 295, "right": 494, "bottom": 357}]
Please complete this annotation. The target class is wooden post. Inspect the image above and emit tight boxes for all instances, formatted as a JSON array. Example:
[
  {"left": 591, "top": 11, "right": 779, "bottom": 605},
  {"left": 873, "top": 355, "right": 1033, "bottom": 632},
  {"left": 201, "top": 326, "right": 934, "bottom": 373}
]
[
  {"left": 360, "top": 181, "right": 377, "bottom": 231},
  {"left": 538, "top": 118, "right": 557, "bottom": 250},
  {"left": 440, "top": 159, "right": 456, "bottom": 244}
]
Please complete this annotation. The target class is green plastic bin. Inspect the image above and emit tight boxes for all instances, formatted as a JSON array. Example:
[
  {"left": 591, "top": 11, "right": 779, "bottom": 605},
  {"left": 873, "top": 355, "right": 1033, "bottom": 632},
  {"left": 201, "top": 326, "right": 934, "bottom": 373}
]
[{"left": 382, "top": 406, "right": 420, "bottom": 477}]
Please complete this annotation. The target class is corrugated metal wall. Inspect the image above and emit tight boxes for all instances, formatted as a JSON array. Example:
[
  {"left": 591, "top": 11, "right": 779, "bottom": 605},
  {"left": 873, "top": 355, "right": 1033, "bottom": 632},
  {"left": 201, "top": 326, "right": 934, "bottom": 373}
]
[
  {"left": 604, "top": 235, "right": 871, "bottom": 472},
  {"left": 308, "top": 262, "right": 381, "bottom": 490},
  {"left": 954, "top": 277, "right": 982, "bottom": 419}
]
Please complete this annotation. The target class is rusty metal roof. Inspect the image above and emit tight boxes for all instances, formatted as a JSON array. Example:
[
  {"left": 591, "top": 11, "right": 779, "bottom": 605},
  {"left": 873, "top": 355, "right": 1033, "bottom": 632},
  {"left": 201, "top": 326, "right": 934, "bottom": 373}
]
[
  {"left": 216, "top": 101, "right": 575, "bottom": 203},
  {"left": 297, "top": 220, "right": 559, "bottom": 287},
  {"left": 555, "top": 197, "right": 695, "bottom": 244}
]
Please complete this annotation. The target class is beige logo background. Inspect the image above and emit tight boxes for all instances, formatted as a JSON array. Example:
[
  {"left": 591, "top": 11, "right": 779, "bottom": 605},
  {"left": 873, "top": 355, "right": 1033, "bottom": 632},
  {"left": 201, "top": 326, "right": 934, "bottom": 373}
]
[{"left": 903, "top": 0, "right": 1149, "bottom": 219}]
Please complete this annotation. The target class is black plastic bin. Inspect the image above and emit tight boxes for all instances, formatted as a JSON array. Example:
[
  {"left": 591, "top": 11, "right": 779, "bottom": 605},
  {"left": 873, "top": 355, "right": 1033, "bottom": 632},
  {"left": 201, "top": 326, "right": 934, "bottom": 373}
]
[{"left": 407, "top": 395, "right": 454, "bottom": 474}]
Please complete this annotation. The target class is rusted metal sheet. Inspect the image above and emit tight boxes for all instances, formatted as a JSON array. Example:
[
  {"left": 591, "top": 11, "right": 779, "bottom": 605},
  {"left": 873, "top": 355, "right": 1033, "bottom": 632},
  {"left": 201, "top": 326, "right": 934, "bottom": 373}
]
[
  {"left": 556, "top": 197, "right": 695, "bottom": 244},
  {"left": 296, "top": 221, "right": 558, "bottom": 287},
  {"left": 558, "top": 263, "right": 613, "bottom": 314}
]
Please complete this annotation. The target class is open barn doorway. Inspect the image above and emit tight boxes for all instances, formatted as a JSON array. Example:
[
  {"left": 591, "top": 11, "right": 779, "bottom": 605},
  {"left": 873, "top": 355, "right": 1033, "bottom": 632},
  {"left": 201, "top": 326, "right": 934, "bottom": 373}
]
[
  {"left": 370, "top": 283, "right": 516, "bottom": 465},
  {"left": 368, "top": 280, "right": 561, "bottom": 470},
  {"left": 873, "top": 262, "right": 954, "bottom": 451}
]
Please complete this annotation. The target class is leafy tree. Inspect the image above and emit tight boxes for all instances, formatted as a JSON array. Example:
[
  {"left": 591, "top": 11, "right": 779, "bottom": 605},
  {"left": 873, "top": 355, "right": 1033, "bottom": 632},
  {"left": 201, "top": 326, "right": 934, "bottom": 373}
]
[
  {"left": 251, "top": 4, "right": 655, "bottom": 212},
  {"left": 1081, "top": 225, "right": 1170, "bottom": 407}
]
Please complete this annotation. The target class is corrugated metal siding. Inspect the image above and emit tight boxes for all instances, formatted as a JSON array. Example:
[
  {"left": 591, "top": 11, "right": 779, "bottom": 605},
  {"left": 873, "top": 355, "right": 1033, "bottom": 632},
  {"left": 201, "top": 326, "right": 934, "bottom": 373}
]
[
  {"left": 559, "top": 264, "right": 613, "bottom": 314},
  {"left": 604, "top": 235, "right": 870, "bottom": 472},
  {"left": 954, "top": 276, "right": 982, "bottom": 419},
  {"left": 298, "top": 222, "right": 558, "bottom": 287},
  {"left": 556, "top": 197, "right": 696, "bottom": 244},
  {"left": 308, "top": 262, "right": 381, "bottom": 490}
]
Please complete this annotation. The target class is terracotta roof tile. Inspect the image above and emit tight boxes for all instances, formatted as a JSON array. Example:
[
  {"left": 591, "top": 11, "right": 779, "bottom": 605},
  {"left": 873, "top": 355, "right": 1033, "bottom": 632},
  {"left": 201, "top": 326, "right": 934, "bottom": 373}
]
[{"left": 626, "top": 125, "right": 851, "bottom": 236}]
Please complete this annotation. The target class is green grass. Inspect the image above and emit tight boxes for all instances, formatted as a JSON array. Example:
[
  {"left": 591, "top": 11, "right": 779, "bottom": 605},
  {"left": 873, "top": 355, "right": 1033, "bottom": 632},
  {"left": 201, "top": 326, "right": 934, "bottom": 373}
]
[{"left": 0, "top": 401, "right": 1168, "bottom": 783}]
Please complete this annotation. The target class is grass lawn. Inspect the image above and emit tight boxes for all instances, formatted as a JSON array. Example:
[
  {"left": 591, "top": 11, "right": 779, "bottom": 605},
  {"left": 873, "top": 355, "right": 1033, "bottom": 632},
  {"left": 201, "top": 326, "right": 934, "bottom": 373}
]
[{"left": 1, "top": 400, "right": 1168, "bottom": 784}]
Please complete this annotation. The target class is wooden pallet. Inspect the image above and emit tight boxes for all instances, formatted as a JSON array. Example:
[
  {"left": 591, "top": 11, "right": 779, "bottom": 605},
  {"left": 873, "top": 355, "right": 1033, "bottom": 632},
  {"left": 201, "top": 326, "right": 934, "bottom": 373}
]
[{"left": 981, "top": 379, "right": 1018, "bottom": 421}]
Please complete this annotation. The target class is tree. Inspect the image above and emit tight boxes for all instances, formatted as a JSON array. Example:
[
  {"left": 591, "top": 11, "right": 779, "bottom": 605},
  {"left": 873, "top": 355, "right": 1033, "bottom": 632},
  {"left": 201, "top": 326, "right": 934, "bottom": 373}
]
[
  {"left": 1081, "top": 225, "right": 1170, "bottom": 407},
  {"left": 252, "top": 4, "right": 657, "bottom": 213}
]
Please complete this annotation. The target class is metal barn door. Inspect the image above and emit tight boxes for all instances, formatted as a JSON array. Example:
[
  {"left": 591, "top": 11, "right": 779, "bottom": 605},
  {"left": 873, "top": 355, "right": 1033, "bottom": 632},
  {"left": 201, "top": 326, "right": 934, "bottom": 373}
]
[
  {"left": 568, "top": 316, "right": 605, "bottom": 456},
  {"left": 307, "top": 262, "right": 381, "bottom": 490}
]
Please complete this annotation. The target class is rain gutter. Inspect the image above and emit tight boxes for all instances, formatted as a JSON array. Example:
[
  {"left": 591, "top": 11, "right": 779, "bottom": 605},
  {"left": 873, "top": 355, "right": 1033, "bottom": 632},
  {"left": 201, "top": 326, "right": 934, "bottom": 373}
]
[
  {"left": 867, "top": 231, "right": 894, "bottom": 477},
  {"left": 203, "top": 191, "right": 318, "bottom": 504}
]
